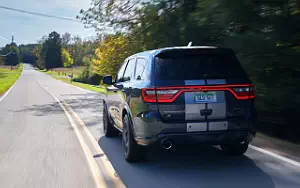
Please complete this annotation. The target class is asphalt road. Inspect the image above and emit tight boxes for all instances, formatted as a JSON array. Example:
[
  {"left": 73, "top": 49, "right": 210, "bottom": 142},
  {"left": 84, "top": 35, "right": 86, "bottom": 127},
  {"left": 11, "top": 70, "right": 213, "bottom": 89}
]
[{"left": 0, "top": 64, "right": 300, "bottom": 188}]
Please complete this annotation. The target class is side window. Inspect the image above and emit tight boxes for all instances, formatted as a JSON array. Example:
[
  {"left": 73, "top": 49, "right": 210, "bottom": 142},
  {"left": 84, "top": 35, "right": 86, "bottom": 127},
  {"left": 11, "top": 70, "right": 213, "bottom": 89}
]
[
  {"left": 123, "top": 59, "right": 136, "bottom": 82},
  {"left": 135, "top": 58, "right": 147, "bottom": 80},
  {"left": 115, "top": 61, "right": 127, "bottom": 83}
]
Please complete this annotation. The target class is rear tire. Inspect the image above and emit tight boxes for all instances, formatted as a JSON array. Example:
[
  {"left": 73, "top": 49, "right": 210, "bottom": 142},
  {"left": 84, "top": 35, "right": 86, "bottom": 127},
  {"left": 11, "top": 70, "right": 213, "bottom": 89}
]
[
  {"left": 221, "top": 142, "right": 249, "bottom": 156},
  {"left": 122, "top": 114, "right": 147, "bottom": 162},
  {"left": 103, "top": 103, "right": 118, "bottom": 137}
]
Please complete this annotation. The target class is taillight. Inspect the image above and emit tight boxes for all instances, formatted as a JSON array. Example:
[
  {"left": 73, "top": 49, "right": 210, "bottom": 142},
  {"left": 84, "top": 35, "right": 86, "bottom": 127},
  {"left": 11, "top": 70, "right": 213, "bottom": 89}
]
[
  {"left": 232, "top": 86, "right": 255, "bottom": 99},
  {"left": 142, "top": 88, "right": 179, "bottom": 102},
  {"left": 142, "top": 84, "right": 255, "bottom": 103}
]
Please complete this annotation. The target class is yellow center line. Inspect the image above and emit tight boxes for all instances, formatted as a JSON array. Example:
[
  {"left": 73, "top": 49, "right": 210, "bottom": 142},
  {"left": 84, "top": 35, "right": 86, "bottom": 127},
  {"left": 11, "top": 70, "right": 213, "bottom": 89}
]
[
  {"left": 63, "top": 101, "right": 125, "bottom": 188},
  {"left": 37, "top": 80, "right": 108, "bottom": 188}
]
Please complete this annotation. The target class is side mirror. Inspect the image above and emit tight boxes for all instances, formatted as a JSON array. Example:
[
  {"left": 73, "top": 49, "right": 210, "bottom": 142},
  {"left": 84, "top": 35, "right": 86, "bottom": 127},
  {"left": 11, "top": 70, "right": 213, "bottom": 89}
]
[{"left": 103, "top": 75, "right": 113, "bottom": 85}]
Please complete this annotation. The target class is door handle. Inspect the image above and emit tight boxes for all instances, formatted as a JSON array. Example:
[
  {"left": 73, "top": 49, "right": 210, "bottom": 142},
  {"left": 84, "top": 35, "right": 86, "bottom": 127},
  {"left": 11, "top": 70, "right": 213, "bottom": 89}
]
[{"left": 114, "top": 83, "right": 124, "bottom": 89}]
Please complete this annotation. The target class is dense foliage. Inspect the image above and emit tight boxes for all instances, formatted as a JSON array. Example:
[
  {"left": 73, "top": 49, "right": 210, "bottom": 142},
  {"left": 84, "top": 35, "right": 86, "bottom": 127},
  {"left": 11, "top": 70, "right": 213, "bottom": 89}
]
[
  {"left": 43, "top": 31, "right": 63, "bottom": 69},
  {"left": 92, "top": 34, "right": 138, "bottom": 76},
  {"left": 61, "top": 48, "right": 74, "bottom": 68},
  {"left": 0, "top": 42, "right": 21, "bottom": 66},
  {"left": 78, "top": 0, "right": 300, "bottom": 142}
]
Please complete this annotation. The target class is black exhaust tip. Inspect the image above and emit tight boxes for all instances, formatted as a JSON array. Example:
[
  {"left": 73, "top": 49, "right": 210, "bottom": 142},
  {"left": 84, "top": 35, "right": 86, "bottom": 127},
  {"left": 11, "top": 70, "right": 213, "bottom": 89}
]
[{"left": 161, "top": 139, "right": 173, "bottom": 150}]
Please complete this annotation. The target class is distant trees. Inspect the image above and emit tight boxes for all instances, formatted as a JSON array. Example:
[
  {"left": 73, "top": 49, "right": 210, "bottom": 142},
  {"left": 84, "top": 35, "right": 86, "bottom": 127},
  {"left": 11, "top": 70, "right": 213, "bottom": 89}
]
[
  {"left": 61, "top": 32, "right": 71, "bottom": 48},
  {"left": 1, "top": 43, "right": 21, "bottom": 66},
  {"left": 32, "top": 45, "right": 44, "bottom": 69},
  {"left": 43, "top": 31, "right": 63, "bottom": 69},
  {"left": 19, "top": 44, "right": 37, "bottom": 64},
  {"left": 31, "top": 31, "right": 99, "bottom": 71}
]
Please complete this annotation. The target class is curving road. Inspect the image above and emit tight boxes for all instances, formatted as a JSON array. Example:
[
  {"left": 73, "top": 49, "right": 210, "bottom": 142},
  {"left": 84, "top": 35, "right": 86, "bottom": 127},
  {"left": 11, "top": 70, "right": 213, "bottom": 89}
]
[{"left": 0, "top": 64, "right": 299, "bottom": 188}]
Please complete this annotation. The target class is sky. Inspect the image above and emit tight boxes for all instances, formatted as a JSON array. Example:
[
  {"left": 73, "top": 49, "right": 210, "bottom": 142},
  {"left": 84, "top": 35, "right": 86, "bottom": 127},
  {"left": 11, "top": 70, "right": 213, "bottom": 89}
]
[{"left": 0, "top": 0, "right": 96, "bottom": 47}]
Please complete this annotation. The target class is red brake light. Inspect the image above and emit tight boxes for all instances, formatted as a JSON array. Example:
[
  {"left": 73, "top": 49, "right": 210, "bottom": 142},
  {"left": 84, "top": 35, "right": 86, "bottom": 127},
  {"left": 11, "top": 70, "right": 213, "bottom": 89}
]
[
  {"left": 232, "top": 86, "right": 255, "bottom": 99},
  {"left": 142, "top": 88, "right": 179, "bottom": 102},
  {"left": 142, "top": 84, "right": 255, "bottom": 103}
]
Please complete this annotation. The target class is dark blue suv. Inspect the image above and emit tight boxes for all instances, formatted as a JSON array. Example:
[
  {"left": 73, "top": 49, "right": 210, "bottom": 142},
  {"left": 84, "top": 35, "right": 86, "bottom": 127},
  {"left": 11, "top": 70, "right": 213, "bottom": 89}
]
[{"left": 103, "top": 46, "right": 256, "bottom": 162}]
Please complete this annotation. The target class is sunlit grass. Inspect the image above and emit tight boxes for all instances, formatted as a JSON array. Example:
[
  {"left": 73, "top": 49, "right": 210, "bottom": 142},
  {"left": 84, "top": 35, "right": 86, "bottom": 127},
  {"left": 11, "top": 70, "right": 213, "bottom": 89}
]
[
  {"left": 41, "top": 67, "right": 84, "bottom": 78},
  {"left": 0, "top": 64, "right": 23, "bottom": 95},
  {"left": 52, "top": 76, "right": 107, "bottom": 94}
]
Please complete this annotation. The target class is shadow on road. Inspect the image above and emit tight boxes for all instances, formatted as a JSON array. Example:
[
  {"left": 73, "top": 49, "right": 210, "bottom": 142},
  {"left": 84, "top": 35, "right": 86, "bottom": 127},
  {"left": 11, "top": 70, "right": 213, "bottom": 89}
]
[
  {"left": 13, "top": 102, "right": 64, "bottom": 116},
  {"left": 99, "top": 136, "right": 275, "bottom": 188},
  {"left": 13, "top": 93, "right": 103, "bottom": 119}
]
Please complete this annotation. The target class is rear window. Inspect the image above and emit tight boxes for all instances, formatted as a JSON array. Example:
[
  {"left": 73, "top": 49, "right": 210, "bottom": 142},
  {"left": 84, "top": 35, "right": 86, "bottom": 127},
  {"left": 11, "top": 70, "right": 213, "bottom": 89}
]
[{"left": 155, "top": 50, "right": 246, "bottom": 80}]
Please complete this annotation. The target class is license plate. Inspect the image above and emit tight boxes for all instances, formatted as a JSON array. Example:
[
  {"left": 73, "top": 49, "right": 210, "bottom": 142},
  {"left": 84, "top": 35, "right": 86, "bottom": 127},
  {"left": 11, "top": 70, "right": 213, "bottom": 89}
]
[{"left": 195, "top": 92, "right": 217, "bottom": 103}]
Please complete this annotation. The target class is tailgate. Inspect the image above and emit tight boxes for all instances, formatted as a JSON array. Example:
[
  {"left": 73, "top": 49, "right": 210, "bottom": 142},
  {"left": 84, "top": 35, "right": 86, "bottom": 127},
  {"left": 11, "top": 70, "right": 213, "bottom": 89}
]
[{"left": 153, "top": 49, "right": 253, "bottom": 129}]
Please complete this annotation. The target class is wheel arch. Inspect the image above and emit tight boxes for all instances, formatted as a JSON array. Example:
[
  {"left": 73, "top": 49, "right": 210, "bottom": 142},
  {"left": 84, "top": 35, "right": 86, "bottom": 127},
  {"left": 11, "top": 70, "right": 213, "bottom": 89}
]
[{"left": 122, "top": 106, "right": 137, "bottom": 138}]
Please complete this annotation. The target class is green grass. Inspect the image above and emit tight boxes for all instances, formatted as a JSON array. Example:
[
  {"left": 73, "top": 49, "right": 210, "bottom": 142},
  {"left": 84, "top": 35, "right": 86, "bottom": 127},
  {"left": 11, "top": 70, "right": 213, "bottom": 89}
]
[
  {"left": 0, "top": 64, "right": 23, "bottom": 95},
  {"left": 39, "top": 67, "right": 107, "bottom": 94},
  {"left": 52, "top": 76, "right": 107, "bottom": 94},
  {"left": 41, "top": 67, "right": 84, "bottom": 78}
]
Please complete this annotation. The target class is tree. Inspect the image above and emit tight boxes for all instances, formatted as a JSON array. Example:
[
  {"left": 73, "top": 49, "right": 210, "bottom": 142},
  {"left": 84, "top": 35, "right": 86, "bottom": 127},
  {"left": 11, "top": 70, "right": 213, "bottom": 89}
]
[
  {"left": 2, "top": 43, "right": 21, "bottom": 66},
  {"left": 71, "top": 35, "right": 84, "bottom": 65},
  {"left": 43, "top": 31, "right": 63, "bottom": 70},
  {"left": 78, "top": 0, "right": 142, "bottom": 32},
  {"left": 62, "top": 32, "right": 71, "bottom": 48},
  {"left": 32, "top": 44, "right": 44, "bottom": 69},
  {"left": 92, "top": 34, "right": 137, "bottom": 76},
  {"left": 61, "top": 48, "right": 74, "bottom": 67},
  {"left": 19, "top": 44, "right": 37, "bottom": 65}
]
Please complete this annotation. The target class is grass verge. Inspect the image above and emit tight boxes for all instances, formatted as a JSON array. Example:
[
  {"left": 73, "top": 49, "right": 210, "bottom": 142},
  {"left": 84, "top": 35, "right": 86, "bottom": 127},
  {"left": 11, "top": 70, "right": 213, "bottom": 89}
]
[
  {"left": 52, "top": 75, "right": 106, "bottom": 94},
  {"left": 40, "top": 67, "right": 83, "bottom": 78},
  {"left": 0, "top": 64, "right": 23, "bottom": 95}
]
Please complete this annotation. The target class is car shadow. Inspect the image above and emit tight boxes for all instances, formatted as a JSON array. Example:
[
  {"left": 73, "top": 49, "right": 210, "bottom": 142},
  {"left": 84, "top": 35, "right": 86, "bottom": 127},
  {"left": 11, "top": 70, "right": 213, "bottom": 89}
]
[{"left": 99, "top": 136, "right": 275, "bottom": 188}]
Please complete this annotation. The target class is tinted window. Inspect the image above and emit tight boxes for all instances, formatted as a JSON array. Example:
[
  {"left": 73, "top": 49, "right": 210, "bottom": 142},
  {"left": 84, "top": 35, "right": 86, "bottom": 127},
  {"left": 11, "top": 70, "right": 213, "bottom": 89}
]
[
  {"left": 123, "top": 59, "right": 136, "bottom": 81},
  {"left": 115, "top": 61, "right": 127, "bottom": 82},
  {"left": 155, "top": 51, "right": 246, "bottom": 80},
  {"left": 135, "top": 58, "right": 147, "bottom": 80}
]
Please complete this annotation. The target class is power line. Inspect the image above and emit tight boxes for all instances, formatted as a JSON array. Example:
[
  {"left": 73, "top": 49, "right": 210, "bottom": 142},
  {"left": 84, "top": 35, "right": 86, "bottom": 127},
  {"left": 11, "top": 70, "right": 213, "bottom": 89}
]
[
  {"left": 0, "top": 51, "right": 13, "bottom": 57},
  {"left": 0, "top": 5, "right": 81, "bottom": 22}
]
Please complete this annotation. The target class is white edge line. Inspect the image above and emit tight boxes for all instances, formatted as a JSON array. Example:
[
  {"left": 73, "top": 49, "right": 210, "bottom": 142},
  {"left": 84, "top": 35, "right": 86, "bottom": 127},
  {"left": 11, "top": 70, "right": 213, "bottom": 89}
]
[
  {"left": 36, "top": 79, "right": 107, "bottom": 188},
  {"left": 0, "top": 84, "right": 15, "bottom": 103},
  {"left": 63, "top": 101, "right": 125, "bottom": 188},
  {"left": 249, "top": 145, "right": 300, "bottom": 168},
  {"left": 0, "top": 64, "right": 24, "bottom": 103}
]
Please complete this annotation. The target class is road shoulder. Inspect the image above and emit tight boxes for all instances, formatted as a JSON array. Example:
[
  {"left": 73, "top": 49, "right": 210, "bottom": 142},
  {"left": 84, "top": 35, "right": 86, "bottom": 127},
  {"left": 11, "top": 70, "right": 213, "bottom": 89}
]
[{"left": 251, "top": 133, "right": 300, "bottom": 163}]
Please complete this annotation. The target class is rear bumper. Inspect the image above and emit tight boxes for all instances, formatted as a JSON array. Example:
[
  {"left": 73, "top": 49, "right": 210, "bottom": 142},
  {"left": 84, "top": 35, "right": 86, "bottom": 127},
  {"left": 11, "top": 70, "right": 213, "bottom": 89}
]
[
  {"left": 133, "top": 116, "right": 256, "bottom": 146},
  {"left": 135, "top": 129, "right": 255, "bottom": 146}
]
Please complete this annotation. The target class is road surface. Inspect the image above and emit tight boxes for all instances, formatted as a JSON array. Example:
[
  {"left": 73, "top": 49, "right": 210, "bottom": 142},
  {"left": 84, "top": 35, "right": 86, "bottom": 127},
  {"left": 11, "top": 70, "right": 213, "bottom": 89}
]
[{"left": 0, "top": 64, "right": 299, "bottom": 188}]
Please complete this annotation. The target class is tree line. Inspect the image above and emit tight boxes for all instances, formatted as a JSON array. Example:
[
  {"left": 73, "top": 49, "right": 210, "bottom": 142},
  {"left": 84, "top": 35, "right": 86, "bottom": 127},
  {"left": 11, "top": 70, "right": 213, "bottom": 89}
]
[
  {"left": 0, "top": 42, "right": 21, "bottom": 66},
  {"left": 31, "top": 31, "right": 99, "bottom": 70}
]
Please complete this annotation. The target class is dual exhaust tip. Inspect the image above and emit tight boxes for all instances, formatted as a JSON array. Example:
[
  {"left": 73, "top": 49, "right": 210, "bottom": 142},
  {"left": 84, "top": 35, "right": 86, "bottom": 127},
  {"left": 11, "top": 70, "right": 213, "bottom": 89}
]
[
  {"left": 160, "top": 139, "right": 173, "bottom": 150},
  {"left": 160, "top": 135, "right": 249, "bottom": 150}
]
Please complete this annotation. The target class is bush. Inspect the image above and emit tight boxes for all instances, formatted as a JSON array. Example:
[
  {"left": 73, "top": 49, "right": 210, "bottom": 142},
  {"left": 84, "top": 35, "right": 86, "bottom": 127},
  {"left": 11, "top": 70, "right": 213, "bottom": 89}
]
[{"left": 73, "top": 56, "right": 103, "bottom": 85}]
